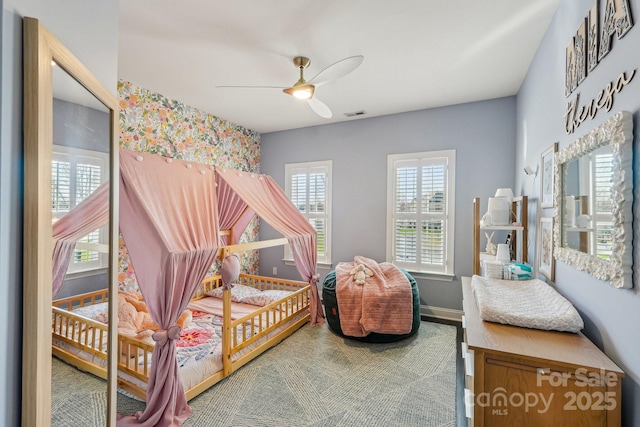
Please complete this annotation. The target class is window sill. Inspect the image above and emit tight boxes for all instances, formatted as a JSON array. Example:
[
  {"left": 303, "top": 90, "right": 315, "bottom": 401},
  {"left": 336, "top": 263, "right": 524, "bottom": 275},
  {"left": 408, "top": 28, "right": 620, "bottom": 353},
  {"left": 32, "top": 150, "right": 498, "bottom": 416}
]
[
  {"left": 65, "top": 267, "right": 108, "bottom": 280},
  {"left": 405, "top": 271, "right": 455, "bottom": 282},
  {"left": 283, "top": 259, "right": 333, "bottom": 270}
]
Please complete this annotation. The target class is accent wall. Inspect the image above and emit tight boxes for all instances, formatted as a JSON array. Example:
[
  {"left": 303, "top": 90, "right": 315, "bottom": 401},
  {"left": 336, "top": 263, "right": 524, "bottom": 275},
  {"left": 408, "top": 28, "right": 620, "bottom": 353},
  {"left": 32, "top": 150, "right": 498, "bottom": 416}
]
[
  {"left": 516, "top": 0, "right": 640, "bottom": 424},
  {"left": 117, "top": 80, "right": 262, "bottom": 290}
]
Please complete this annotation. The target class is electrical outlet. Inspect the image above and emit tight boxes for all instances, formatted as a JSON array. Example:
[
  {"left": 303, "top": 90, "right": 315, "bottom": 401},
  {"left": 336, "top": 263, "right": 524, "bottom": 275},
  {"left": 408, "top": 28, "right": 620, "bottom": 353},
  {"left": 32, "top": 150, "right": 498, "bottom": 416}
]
[{"left": 272, "top": 267, "right": 277, "bottom": 276}]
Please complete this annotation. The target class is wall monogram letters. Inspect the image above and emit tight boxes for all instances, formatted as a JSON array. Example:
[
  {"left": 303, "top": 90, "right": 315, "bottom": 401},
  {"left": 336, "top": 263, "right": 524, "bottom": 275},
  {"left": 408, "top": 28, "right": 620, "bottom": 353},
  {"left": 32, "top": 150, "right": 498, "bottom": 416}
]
[
  {"left": 564, "top": 0, "right": 634, "bottom": 134},
  {"left": 564, "top": 70, "right": 635, "bottom": 134}
]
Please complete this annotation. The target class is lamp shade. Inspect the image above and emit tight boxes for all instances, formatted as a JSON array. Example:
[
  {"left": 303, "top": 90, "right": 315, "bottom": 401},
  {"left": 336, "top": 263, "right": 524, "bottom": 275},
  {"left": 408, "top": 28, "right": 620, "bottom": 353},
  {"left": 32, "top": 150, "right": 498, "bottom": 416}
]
[
  {"left": 494, "top": 188, "right": 515, "bottom": 203},
  {"left": 488, "top": 197, "right": 510, "bottom": 225}
]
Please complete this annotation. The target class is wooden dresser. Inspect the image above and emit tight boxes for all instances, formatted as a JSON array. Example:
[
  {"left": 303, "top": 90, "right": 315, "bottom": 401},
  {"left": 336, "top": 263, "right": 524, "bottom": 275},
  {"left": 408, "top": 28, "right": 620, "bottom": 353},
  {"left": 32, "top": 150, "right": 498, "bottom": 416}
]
[{"left": 462, "top": 276, "right": 624, "bottom": 426}]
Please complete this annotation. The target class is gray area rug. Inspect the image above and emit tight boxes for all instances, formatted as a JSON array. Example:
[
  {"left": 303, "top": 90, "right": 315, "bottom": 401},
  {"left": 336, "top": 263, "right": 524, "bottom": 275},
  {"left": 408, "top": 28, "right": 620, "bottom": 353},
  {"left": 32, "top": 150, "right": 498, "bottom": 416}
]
[{"left": 53, "top": 321, "right": 457, "bottom": 426}]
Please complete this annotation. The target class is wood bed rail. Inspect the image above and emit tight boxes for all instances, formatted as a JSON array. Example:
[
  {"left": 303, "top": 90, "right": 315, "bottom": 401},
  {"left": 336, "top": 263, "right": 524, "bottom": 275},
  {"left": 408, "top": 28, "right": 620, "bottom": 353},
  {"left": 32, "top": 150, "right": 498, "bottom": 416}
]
[
  {"left": 237, "top": 273, "right": 308, "bottom": 291},
  {"left": 218, "top": 237, "right": 289, "bottom": 260},
  {"left": 53, "top": 288, "right": 109, "bottom": 310}
]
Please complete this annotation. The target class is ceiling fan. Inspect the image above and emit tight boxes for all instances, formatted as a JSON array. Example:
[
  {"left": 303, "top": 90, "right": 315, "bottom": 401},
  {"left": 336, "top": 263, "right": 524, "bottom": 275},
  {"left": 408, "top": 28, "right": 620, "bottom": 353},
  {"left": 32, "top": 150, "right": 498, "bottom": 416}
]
[{"left": 217, "top": 55, "right": 364, "bottom": 119}]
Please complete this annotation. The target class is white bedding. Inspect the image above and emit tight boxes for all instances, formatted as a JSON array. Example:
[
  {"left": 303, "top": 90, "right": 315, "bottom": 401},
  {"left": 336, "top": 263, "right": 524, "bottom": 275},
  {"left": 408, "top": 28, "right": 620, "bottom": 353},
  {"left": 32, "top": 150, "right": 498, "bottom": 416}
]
[{"left": 471, "top": 275, "right": 584, "bottom": 333}]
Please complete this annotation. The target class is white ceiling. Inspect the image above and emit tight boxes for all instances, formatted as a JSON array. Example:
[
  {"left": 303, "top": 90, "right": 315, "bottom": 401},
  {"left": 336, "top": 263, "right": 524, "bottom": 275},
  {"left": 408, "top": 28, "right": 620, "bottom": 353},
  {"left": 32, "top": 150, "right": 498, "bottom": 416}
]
[{"left": 118, "top": 0, "right": 560, "bottom": 134}]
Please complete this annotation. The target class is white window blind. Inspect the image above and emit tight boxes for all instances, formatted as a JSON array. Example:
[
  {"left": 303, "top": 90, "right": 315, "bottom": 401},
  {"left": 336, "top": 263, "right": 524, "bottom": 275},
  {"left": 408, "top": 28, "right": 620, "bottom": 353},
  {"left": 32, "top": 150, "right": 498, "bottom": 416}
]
[
  {"left": 387, "top": 150, "right": 455, "bottom": 276},
  {"left": 592, "top": 150, "right": 613, "bottom": 260},
  {"left": 52, "top": 145, "right": 108, "bottom": 273},
  {"left": 285, "top": 161, "right": 332, "bottom": 265}
]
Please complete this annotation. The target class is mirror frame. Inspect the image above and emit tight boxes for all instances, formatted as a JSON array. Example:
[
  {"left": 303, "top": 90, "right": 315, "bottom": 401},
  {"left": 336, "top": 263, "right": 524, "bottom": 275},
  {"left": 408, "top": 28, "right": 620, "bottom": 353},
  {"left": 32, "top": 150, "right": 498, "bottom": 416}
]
[
  {"left": 553, "top": 111, "right": 633, "bottom": 289},
  {"left": 23, "top": 17, "right": 119, "bottom": 426}
]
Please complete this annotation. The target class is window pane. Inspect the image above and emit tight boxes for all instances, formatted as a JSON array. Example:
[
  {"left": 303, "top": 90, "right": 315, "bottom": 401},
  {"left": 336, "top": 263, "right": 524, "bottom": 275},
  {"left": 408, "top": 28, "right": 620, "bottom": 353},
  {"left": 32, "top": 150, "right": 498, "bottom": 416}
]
[
  {"left": 285, "top": 161, "right": 332, "bottom": 264},
  {"left": 74, "top": 229, "right": 100, "bottom": 264},
  {"left": 395, "top": 167, "right": 417, "bottom": 213},
  {"left": 422, "top": 165, "right": 445, "bottom": 213},
  {"left": 394, "top": 220, "right": 416, "bottom": 262},
  {"left": 388, "top": 150, "right": 455, "bottom": 275},
  {"left": 76, "top": 163, "right": 102, "bottom": 202},
  {"left": 421, "top": 220, "right": 445, "bottom": 265},
  {"left": 595, "top": 221, "right": 613, "bottom": 260},
  {"left": 52, "top": 160, "right": 71, "bottom": 212},
  {"left": 309, "top": 218, "right": 326, "bottom": 256},
  {"left": 291, "top": 173, "right": 307, "bottom": 213},
  {"left": 594, "top": 153, "right": 613, "bottom": 214},
  {"left": 309, "top": 173, "right": 325, "bottom": 213},
  {"left": 52, "top": 147, "right": 108, "bottom": 273}
]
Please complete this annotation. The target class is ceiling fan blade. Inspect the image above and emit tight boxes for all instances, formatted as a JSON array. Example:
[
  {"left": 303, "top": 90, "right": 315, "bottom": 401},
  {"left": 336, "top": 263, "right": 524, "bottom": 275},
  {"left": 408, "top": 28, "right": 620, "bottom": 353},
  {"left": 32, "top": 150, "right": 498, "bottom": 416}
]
[
  {"left": 307, "top": 55, "right": 364, "bottom": 86},
  {"left": 307, "top": 97, "right": 332, "bottom": 118}
]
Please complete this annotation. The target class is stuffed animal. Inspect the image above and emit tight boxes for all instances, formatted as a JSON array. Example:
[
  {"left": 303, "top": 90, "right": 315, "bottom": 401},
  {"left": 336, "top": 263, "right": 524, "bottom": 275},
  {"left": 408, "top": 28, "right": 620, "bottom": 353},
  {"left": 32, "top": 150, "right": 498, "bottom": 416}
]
[
  {"left": 485, "top": 232, "right": 497, "bottom": 255},
  {"left": 350, "top": 264, "right": 374, "bottom": 285},
  {"left": 117, "top": 291, "right": 192, "bottom": 343}
]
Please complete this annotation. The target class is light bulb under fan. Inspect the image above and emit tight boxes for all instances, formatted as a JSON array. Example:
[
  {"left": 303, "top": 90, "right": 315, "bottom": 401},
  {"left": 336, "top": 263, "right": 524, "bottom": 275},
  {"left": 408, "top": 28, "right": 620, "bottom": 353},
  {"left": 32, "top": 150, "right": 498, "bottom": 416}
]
[{"left": 216, "top": 55, "right": 364, "bottom": 119}]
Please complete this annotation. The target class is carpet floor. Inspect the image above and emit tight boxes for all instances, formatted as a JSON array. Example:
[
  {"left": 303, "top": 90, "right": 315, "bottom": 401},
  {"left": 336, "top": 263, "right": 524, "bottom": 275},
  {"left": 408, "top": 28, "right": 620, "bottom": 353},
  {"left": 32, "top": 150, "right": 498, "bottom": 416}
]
[{"left": 52, "top": 320, "right": 457, "bottom": 426}]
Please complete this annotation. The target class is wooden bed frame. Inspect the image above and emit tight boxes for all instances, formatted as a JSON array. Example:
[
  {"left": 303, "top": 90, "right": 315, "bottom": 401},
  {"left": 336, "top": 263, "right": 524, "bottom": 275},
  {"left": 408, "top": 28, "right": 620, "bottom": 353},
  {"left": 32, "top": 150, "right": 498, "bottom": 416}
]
[{"left": 52, "top": 239, "right": 311, "bottom": 401}]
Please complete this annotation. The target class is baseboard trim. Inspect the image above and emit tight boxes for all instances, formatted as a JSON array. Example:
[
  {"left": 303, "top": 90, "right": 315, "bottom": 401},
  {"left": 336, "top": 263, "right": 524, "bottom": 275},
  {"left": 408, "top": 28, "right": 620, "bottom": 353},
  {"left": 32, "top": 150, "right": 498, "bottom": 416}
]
[{"left": 420, "top": 305, "right": 463, "bottom": 322}]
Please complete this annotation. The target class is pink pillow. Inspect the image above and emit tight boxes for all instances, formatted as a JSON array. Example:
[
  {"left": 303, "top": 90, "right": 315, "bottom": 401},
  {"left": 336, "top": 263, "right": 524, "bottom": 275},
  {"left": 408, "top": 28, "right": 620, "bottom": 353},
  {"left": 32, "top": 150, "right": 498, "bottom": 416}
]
[
  {"left": 206, "top": 284, "right": 260, "bottom": 302},
  {"left": 241, "top": 290, "right": 293, "bottom": 307},
  {"left": 221, "top": 254, "right": 240, "bottom": 287}
]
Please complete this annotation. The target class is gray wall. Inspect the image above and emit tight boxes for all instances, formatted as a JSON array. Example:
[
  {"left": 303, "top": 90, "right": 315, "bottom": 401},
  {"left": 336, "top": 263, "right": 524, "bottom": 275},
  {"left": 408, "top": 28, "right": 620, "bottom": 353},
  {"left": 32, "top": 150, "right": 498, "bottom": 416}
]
[
  {"left": 259, "top": 97, "right": 517, "bottom": 312},
  {"left": 515, "top": 0, "right": 640, "bottom": 424},
  {"left": 0, "top": 1, "right": 118, "bottom": 425},
  {"left": 53, "top": 98, "right": 110, "bottom": 153}
]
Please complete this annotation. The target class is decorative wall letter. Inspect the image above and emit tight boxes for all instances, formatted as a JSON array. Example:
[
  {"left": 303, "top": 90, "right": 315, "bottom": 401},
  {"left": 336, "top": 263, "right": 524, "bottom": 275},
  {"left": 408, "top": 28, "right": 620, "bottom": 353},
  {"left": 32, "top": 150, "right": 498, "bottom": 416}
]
[
  {"left": 587, "top": 4, "right": 599, "bottom": 72},
  {"left": 599, "top": 0, "right": 634, "bottom": 60},
  {"left": 566, "top": 39, "right": 576, "bottom": 96},
  {"left": 575, "top": 19, "right": 587, "bottom": 86}
]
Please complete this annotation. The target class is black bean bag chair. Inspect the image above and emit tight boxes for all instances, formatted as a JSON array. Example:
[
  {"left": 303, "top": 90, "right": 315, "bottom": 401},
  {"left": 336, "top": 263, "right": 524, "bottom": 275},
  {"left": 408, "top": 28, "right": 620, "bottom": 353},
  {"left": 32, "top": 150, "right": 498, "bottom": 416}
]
[{"left": 322, "top": 266, "right": 420, "bottom": 343}]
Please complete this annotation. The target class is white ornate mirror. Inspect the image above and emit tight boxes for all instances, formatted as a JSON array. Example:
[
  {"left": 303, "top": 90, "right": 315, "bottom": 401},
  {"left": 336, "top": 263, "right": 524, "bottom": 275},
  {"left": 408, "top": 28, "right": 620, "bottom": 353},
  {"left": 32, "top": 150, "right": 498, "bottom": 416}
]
[
  {"left": 23, "top": 17, "right": 118, "bottom": 426},
  {"left": 553, "top": 111, "right": 633, "bottom": 288}
]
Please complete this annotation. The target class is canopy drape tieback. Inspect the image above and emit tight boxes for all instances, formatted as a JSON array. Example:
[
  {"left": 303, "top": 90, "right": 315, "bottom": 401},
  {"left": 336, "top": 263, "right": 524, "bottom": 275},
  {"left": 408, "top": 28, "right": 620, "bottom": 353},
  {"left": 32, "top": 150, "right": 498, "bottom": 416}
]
[{"left": 152, "top": 325, "right": 182, "bottom": 347}]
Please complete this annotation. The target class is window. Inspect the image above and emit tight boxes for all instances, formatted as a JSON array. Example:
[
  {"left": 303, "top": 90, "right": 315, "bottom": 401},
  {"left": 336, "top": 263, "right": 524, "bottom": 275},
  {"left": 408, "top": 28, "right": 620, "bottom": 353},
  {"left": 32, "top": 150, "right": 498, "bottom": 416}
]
[
  {"left": 591, "top": 148, "right": 613, "bottom": 260},
  {"left": 387, "top": 150, "right": 455, "bottom": 277},
  {"left": 285, "top": 161, "right": 332, "bottom": 265},
  {"left": 52, "top": 145, "right": 108, "bottom": 274}
]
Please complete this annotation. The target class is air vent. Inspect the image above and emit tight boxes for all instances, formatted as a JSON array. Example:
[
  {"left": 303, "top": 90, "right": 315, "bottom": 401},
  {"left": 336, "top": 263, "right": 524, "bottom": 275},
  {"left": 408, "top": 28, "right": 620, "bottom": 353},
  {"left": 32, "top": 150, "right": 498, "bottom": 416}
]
[{"left": 344, "top": 110, "right": 367, "bottom": 117}]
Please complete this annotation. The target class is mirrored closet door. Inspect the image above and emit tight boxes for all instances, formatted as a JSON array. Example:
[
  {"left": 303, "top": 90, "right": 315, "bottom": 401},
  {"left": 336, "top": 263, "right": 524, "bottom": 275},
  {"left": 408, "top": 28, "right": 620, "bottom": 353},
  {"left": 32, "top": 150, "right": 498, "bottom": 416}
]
[{"left": 23, "top": 17, "right": 119, "bottom": 427}]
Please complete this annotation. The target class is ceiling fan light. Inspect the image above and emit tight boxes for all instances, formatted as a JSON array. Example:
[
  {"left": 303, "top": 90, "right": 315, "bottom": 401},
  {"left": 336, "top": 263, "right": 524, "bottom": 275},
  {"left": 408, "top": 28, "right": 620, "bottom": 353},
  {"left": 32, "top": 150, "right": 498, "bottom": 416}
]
[
  {"left": 293, "top": 88, "right": 312, "bottom": 99},
  {"left": 283, "top": 84, "right": 315, "bottom": 99}
]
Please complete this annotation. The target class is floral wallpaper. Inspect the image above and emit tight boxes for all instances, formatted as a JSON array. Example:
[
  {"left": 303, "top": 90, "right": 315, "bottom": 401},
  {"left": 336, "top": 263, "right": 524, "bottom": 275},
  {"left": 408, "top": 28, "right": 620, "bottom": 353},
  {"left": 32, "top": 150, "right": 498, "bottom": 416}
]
[{"left": 117, "top": 80, "right": 261, "bottom": 293}]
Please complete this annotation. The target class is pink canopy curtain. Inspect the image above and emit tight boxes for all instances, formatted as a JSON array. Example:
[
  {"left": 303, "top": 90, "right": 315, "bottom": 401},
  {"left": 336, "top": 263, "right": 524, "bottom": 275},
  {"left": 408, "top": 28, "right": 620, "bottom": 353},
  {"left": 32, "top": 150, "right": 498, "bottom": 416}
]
[
  {"left": 52, "top": 181, "right": 109, "bottom": 297},
  {"left": 216, "top": 176, "right": 255, "bottom": 245},
  {"left": 215, "top": 168, "right": 325, "bottom": 325},
  {"left": 117, "top": 150, "right": 220, "bottom": 427}
]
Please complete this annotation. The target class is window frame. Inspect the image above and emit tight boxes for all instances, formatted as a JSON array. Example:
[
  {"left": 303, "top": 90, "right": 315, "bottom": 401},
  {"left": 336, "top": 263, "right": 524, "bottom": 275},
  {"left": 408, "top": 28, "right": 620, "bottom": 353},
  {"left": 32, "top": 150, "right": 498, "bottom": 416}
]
[
  {"left": 386, "top": 149, "right": 456, "bottom": 279},
  {"left": 284, "top": 160, "right": 332, "bottom": 267},
  {"left": 52, "top": 144, "right": 109, "bottom": 275}
]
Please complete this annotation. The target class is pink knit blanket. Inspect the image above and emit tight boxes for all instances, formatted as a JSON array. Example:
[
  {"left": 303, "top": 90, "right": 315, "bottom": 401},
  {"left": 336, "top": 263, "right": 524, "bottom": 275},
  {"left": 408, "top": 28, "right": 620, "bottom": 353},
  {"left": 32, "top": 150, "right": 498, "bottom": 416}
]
[{"left": 335, "top": 256, "right": 413, "bottom": 337}]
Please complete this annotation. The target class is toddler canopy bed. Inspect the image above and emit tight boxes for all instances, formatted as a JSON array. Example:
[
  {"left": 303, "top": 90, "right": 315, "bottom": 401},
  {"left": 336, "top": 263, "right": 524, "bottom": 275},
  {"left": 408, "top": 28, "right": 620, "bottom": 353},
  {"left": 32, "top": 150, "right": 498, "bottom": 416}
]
[
  {"left": 52, "top": 272, "right": 311, "bottom": 401},
  {"left": 51, "top": 149, "right": 324, "bottom": 426}
]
